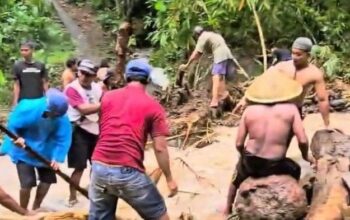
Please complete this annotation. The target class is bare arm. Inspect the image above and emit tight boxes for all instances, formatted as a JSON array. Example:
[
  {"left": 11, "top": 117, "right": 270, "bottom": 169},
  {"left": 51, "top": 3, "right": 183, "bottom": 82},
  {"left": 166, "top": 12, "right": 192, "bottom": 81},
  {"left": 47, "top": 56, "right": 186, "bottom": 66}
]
[
  {"left": 185, "top": 50, "right": 202, "bottom": 66},
  {"left": 314, "top": 71, "right": 330, "bottom": 127},
  {"left": 0, "top": 187, "right": 28, "bottom": 215},
  {"left": 292, "top": 107, "right": 309, "bottom": 161},
  {"left": 153, "top": 136, "right": 173, "bottom": 181},
  {"left": 76, "top": 103, "right": 100, "bottom": 115},
  {"left": 12, "top": 80, "right": 20, "bottom": 107},
  {"left": 236, "top": 111, "right": 248, "bottom": 153}
]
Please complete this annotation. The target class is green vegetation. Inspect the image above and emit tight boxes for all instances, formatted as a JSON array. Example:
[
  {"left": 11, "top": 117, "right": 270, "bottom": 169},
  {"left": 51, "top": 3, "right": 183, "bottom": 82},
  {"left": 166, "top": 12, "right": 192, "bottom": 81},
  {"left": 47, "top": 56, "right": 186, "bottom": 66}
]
[
  {"left": 2, "top": 0, "right": 350, "bottom": 107},
  {"left": 0, "top": 0, "right": 74, "bottom": 106},
  {"left": 78, "top": 0, "right": 350, "bottom": 79}
]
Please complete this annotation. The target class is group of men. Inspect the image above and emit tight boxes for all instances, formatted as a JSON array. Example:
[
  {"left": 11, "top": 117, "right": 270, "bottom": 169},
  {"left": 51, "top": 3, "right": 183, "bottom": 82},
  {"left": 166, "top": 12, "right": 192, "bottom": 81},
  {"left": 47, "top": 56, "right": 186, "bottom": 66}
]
[
  {"left": 178, "top": 26, "right": 330, "bottom": 215},
  {"left": 0, "top": 24, "right": 332, "bottom": 219},
  {"left": 0, "top": 41, "right": 177, "bottom": 219}
]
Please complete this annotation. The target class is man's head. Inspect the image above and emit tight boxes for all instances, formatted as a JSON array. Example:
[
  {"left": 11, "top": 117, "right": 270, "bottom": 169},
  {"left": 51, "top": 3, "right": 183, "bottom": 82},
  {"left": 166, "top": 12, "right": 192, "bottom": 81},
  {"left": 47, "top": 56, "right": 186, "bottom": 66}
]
[
  {"left": 66, "top": 57, "right": 78, "bottom": 72},
  {"left": 193, "top": 25, "right": 204, "bottom": 39},
  {"left": 77, "top": 59, "right": 98, "bottom": 87},
  {"left": 125, "top": 58, "right": 152, "bottom": 85},
  {"left": 20, "top": 41, "right": 35, "bottom": 61},
  {"left": 44, "top": 88, "right": 68, "bottom": 118},
  {"left": 120, "top": 21, "right": 133, "bottom": 36},
  {"left": 245, "top": 69, "right": 303, "bottom": 105},
  {"left": 291, "top": 37, "right": 313, "bottom": 69}
]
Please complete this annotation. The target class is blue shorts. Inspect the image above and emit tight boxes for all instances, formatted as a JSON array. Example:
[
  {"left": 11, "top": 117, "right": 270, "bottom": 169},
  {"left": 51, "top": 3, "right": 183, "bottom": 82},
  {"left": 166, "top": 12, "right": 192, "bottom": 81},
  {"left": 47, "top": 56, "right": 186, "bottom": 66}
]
[
  {"left": 89, "top": 162, "right": 167, "bottom": 220},
  {"left": 212, "top": 59, "right": 236, "bottom": 76}
]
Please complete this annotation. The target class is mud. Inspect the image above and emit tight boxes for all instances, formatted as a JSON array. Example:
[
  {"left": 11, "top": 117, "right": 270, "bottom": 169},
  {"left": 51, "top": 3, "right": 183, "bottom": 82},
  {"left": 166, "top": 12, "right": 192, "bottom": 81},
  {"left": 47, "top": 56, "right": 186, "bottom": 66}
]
[{"left": 1, "top": 113, "right": 350, "bottom": 219}]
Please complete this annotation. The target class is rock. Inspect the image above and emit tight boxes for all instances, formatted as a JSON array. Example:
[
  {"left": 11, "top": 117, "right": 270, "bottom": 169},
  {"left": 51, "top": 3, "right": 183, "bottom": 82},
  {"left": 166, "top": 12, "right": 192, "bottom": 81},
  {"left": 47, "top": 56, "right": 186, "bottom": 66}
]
[{"left": 235, "top": 175, "right": 307, "bottom": 220}]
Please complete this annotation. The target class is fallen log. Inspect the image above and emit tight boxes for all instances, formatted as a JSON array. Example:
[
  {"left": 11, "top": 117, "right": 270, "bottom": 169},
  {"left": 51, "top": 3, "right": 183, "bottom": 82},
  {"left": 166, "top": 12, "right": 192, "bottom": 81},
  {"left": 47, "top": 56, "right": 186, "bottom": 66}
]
[{"left": 306, "top": 129, "right": 350, "bottom": 220}]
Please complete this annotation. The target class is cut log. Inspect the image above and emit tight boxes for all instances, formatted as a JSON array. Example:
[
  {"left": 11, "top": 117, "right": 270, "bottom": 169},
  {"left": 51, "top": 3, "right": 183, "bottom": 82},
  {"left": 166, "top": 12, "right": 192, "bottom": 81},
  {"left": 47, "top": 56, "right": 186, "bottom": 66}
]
[
  {"left": 306, "top": 129, "right": 350, "bottom": 220},
  {"left": 235, "top": 175, "right": 307, "bottom": 220}
]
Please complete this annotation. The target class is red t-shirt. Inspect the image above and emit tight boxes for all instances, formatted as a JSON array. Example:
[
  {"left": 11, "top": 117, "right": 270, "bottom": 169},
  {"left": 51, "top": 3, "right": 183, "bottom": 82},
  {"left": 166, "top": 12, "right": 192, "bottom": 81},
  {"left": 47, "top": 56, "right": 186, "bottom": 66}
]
[{"left": 92, "top": 84, "right": 170, "bottom": 172}]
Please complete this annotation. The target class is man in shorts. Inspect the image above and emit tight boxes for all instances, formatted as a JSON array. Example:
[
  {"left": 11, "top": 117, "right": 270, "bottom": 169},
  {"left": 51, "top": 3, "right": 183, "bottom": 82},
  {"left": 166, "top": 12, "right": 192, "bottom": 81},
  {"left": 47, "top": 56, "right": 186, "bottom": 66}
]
[
  {"left": 180, "top": 26, "right": 236, "bottom": 111},
  {"left": 89, "top": 58, "right": 177, "bottom": 220},
  {"left": 65, "top": 59, "right": 102, "bottom": 206},
  {"left": 224, "top": 70, "right": 315, "bottom": 216},
  {"left": 0, "top": 89, "right": 71, "bottom": 210}
]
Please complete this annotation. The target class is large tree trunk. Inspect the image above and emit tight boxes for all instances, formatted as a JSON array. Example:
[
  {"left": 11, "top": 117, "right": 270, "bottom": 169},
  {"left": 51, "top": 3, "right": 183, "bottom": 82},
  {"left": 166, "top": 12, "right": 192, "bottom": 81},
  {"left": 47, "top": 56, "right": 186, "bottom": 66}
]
[{"left": 306, "top": 129, "right": 350, "bottom": 220}]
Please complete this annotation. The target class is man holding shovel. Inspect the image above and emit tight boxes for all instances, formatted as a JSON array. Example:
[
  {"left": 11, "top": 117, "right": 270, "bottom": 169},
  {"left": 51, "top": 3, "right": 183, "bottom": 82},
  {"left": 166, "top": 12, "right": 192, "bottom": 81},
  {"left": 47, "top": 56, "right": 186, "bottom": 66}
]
[{"left": 0, "top": 88, "right": 71, "bottom": 210}]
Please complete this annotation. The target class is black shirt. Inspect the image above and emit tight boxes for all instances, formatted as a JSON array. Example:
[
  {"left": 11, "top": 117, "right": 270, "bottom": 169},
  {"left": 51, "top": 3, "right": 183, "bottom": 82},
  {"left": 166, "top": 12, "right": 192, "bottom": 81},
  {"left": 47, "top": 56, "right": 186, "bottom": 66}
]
[{"left": 12, "top": 60, "right": 48, "bottom": 100}]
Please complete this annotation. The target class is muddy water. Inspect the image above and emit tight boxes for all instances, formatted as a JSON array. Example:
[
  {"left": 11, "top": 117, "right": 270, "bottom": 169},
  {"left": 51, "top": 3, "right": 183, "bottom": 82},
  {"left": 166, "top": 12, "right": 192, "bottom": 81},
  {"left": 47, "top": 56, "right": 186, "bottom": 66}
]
[{"left": 0, "top": 112, "right": 349, "bottom": 219}]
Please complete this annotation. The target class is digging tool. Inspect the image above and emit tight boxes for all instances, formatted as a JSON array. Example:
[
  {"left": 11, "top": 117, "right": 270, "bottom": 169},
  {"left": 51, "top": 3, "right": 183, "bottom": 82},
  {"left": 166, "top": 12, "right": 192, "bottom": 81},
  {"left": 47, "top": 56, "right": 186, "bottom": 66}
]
[
  {"left": 176, "top": 69, "right": 186, "bottom": 87},
  {"left": 0, "top": 124, "right": 89, "bottom": 199}
]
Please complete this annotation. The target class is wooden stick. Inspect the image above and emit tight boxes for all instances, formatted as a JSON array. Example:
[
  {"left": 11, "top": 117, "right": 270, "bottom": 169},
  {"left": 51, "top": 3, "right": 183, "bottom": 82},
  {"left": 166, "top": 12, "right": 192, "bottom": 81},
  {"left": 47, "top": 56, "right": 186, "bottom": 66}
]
[
  {"left": 146, "top": 130, "right": 212, "bottom": 146},
  {"left": 0, "top": 124, "right": 89, "bottom": 199}
]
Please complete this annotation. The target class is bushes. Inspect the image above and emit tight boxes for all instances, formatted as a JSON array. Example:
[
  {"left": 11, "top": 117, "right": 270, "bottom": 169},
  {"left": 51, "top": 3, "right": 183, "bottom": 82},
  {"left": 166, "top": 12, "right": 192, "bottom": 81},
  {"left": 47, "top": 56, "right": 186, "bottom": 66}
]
[
  {"left": 145, "top": 0, "right": 350, "bottom": 76},
  {"left": 0, "top": 0, "right": 73, "bottom": 105}
]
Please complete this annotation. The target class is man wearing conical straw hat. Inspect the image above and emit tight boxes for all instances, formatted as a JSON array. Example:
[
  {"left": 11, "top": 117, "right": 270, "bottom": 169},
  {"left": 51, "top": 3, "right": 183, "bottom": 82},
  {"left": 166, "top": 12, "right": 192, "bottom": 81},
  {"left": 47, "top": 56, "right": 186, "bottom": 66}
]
[
  {"left": 223, "top": 70, "right": 315, "bottom": 216},
  {"left": 234, "top": 37, "right": 330, "bottom": 128}
]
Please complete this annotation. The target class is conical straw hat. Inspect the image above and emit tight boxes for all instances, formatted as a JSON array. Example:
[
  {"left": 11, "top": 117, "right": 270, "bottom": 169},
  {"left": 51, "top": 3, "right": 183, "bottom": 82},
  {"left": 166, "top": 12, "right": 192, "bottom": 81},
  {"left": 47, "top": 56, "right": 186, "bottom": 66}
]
[{"left": 245, "top": 69, "right": 303, "bottom": 104}]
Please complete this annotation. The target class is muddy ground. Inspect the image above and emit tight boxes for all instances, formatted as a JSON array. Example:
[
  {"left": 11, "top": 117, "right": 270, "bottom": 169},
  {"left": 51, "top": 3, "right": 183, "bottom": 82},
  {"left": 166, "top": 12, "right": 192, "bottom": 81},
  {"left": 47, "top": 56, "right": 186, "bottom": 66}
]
[{"left": 1, "top": 113, "right": 349, "bottom": 219}]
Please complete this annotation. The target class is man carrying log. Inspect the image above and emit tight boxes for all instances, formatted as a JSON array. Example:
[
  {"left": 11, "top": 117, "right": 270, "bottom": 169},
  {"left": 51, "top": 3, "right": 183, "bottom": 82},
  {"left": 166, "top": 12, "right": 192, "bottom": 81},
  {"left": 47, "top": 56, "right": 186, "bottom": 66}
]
[
  {"left": 89, "top": 58, "right": 178, "bottom": 220},
  {"left": 0, "top": 89, "right": 71, "bottom": 210},
  {"left": 234, "top": 37, "right": 330, "bottom": 127},
  {"left": 179, "top": 26, "right": 235, "bottom": 114},
  {"left": 64, "top": 59, "right": 102, "bottom": 207},
  {"left": 224, "top": 70, "right": 315, "bottom": 216}
]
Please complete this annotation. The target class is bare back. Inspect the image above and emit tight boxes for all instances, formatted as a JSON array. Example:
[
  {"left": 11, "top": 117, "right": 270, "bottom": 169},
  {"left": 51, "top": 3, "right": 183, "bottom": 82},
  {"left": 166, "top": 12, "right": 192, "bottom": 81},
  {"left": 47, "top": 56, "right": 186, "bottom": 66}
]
[{"left": 242, "top": 103, "right": 300, "bottom": 159}]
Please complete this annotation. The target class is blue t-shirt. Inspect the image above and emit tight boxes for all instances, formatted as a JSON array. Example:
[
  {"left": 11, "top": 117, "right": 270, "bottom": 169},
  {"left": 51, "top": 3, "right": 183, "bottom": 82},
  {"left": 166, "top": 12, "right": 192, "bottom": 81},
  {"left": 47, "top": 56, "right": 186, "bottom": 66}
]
[{"left": 0, "top": 97, "right": 72, "bottom": 167}]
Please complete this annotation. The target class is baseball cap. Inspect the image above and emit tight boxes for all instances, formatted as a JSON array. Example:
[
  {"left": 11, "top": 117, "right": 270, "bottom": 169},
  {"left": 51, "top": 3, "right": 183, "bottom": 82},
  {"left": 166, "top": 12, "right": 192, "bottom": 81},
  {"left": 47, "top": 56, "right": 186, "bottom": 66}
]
[
  {"left": 125, "top": 58, "right": 152, "bottom": 78},
  {"left": 46, "top": 88, "right": 69, "bottom": 117},
  {"left": 78, "top": 59, "right": 97, "bottom": 75}
]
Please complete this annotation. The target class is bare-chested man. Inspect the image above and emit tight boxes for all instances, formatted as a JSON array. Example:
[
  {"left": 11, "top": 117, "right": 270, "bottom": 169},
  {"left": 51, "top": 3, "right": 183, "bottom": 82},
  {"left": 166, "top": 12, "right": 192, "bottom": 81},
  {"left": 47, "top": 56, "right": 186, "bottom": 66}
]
[
  {"left": 224, "top": 71, "right": 315, "bottom": 215},
  {"left": 234, "top": 37, "right": 330, "bottom": 127}
]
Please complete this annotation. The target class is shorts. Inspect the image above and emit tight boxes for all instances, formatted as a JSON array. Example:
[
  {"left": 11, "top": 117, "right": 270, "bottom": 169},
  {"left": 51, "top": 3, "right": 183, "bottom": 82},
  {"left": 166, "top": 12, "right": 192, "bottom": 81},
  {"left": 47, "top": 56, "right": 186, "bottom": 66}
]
[
  {"left": 89, "top": 162, "right": 166, "bottom": 220},
  {"left": 212, "top": 59, "right": 236, "bottom": 78},
  {"left": 68, "top": 125, "right": 98, "bottom": 170},
  {"left": 231, "top": 150, "right": 301, "bottom": 188},
  {"left": 16, "top": 161, "right": 57, "bottom": 188}
]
